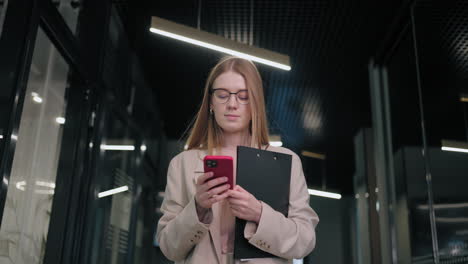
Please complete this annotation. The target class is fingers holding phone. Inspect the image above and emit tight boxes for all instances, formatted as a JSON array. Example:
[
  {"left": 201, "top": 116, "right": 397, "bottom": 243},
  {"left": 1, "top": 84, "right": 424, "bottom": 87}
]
[
  {"left": 195, "top": 155, "right": 234, "bottom": 210},
  {"left": 195, "top": 172, "right": 231, "bottom": 209}
]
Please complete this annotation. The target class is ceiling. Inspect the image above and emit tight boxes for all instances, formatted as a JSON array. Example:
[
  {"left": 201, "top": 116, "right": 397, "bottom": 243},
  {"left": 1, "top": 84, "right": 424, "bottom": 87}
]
[{"left": 118, "top": 0, "right": 405, "bottom": 195}]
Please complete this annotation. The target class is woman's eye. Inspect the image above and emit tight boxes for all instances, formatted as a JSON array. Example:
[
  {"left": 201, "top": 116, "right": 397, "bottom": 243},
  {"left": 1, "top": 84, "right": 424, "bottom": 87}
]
[{"left": 238, "top": 93, "right": 248, "bottom": 100}]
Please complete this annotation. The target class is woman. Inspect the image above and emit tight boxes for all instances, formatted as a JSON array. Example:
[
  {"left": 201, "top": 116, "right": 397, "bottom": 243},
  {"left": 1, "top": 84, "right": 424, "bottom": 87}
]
[{"left": 156, "top": 56, "right": 319, "bottom": 264}]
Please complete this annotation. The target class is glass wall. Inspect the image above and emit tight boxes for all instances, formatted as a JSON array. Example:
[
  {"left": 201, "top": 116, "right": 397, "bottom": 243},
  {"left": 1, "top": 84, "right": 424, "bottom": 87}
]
[
  {"left": 369, "top": 1, "right": 468, "bottom": 263},
  {"left": 0, "top": 27, "right": 70, "bottom": 264},
  {"left": 0, "top": 1, "right": 163, "bottom": 263},
  {"left": 81, "top": 107, "right": 139, "bottom": 264},
  {"left": 412, "top": 1, "right": 468, "bottom": 262}
]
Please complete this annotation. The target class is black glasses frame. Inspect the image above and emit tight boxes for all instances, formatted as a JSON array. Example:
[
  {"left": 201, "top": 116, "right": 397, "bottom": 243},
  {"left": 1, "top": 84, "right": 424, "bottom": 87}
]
[{"left": 210, "top": 88, "right": 249, "bottom": 104}]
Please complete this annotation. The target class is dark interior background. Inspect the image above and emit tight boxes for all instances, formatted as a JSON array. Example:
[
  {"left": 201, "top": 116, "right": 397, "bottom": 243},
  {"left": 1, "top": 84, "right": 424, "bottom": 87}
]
[{"left": 111, "top": 0, "right": 409, "bottom": 195}]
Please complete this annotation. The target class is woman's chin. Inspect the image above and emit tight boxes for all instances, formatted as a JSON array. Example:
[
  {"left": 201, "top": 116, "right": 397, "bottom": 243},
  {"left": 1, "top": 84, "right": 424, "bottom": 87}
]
[{"left": 220, "top": 124, "right": 249, "bottom": 134}]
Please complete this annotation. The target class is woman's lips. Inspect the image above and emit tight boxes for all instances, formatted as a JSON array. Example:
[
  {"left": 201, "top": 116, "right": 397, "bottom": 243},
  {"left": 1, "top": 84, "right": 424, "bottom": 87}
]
[{"left": 225, "top": 114, "right": 239, "bottom": 120}]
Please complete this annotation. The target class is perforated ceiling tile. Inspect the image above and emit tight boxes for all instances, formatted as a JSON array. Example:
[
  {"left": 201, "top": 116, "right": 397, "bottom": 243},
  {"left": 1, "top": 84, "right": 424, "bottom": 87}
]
[{"left": 137, "top": 0, "right": 402, "bottom": 193}]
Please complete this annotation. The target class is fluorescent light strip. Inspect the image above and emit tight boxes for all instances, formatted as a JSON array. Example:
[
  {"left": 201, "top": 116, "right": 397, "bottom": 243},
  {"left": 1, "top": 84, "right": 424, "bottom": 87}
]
[
  {"left": 0, "top": 135, "right": 3, "bottom": 139},
  {"left": 149, "top": 28, "right": 291, "bottom": 71},
  {"left": 441, "top": 146, "right": 468, "bottom": 153},
  {"left": 308, "top": 189, "right": 341, "bottom": 199},
  {"left": 36, "top": 181, "right": 55, "bottom": 188},
  {"left": 269, "top": 141, "right": 283, "bottom": 147},
  {"left": 98, "top": 186, "right": 129, "bottom": 198},
  {"left": 33, "top": 96, "right": 43, "bottom": 103},
  {"left": 100, "top": 145, "right": 135, "bottom": 151},
  {"left": 56, "top": 117, "right": 65, "bottom": 124},
  {"left": 441, "top": 140, "right": 468, "bottom": 154},
  {"left": 418, "top": 202, "right": 468, "bottom": 210}
]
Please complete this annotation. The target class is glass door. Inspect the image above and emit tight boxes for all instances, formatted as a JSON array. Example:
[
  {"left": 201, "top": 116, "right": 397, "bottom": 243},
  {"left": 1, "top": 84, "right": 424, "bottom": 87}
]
[
  {"left": 0, "top": 26, "right": 72, "bottom": 264},
  {"left": 81, "top": 105, "right": 142, "bottom": 264}
]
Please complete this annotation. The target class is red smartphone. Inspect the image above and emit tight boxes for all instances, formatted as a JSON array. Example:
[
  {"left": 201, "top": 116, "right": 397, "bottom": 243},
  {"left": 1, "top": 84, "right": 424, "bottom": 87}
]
[{"left": 203, "top": 155, "right": 234, "bottom": 190}]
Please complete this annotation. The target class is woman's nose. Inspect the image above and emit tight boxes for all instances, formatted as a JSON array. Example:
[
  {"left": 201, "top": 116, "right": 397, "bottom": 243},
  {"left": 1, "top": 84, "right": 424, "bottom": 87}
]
[{"left": 226, "top": 94, "right": 238, "bottom": 108}]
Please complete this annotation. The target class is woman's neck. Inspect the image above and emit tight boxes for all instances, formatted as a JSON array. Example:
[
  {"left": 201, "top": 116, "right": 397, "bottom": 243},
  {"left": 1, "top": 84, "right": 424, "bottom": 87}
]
[{"left": 220, "top": 130, "right": 251, "bottom": 152}]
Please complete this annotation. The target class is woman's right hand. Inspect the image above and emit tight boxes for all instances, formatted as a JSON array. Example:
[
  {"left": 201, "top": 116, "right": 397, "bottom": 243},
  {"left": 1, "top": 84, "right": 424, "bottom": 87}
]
[{"left": 195, "top": 172, "right": 231, "bottom": 210}]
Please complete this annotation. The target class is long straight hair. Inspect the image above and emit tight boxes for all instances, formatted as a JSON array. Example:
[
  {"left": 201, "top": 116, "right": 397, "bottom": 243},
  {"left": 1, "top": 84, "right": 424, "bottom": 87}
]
[{"left": 185, "top": 56, "right": 270, "bottom": 154}]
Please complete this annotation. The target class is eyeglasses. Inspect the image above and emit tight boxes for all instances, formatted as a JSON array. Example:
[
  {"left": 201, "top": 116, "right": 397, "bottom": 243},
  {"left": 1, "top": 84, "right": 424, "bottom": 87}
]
[{"left": 210, "top": 88, "right": 249, "bottom": 105}]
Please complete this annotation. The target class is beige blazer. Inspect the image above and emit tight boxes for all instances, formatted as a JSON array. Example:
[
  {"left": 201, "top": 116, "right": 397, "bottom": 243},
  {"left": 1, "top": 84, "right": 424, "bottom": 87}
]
[{"left": 156, "top": 146, "right": 319, "bottom": 264}]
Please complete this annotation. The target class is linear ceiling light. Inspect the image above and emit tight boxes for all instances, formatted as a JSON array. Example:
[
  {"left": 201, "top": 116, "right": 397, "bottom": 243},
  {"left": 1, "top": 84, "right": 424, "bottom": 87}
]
[
  {"left": 269, "top": 135, "right": 283, "bottom": 147},
  {"left": 461, "top": 95, "right": 468, "bottom": 103},
  {"left": 270, "top": 141, "right": 283, "bottom": 147},
  {"left": 308, "top": 189, "right": 341, "bottom": 199},
  {"left": 100, "top": 145, "right": 135, "bottom": 151},
  {"left": 98, "top": 186, "right": 129, "bottom": 198},
  {"left": 441, "top": 139, "right": 468, "bottom": 154},
  {"left": 149, "top": 16, "right": 291, "bottom": 71}
]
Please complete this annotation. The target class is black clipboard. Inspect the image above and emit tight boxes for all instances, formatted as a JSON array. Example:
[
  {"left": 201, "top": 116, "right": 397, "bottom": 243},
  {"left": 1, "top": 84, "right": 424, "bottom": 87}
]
[{"left": 233, "top": 146, "right": 292, "bottom": 260}]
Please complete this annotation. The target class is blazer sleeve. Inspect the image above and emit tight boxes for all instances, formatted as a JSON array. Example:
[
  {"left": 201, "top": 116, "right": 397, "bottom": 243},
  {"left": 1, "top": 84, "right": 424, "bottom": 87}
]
[
  {"left": 243, "top": 153, "right": 319, "bottom": 259},
  {"left": 156, "top": 155, "right": 213, "bottom": 261}
]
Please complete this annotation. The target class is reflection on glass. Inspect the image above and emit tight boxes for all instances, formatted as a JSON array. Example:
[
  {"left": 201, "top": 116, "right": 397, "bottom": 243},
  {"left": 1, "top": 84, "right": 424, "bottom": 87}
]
[
  {"left": 412, "top": 1, "right": 468, "bottom": 262},
  {"left": 57, "top": 0, "right": 80, "bottom": 34},
  {"left": 83, "top": 114, "right": 137, "bottom": 264},
  {"left": 430, "top": 150, "right": 468, "bottom": 262},
  {"left": 0, "top": 27, "right": 69, "bottom": 264},
  {"left": 386, "top": 29, "right": 428, "bottom": 263}
]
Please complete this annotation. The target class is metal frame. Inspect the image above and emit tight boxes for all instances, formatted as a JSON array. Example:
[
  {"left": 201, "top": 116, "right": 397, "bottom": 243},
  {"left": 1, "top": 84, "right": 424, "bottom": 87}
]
[
  {"left": 410, "top": 3, "right": 439, "bottom": 263},
  {"left": 0, "top": 0, "right": 40, "bottom": 227},
  {"left": 368, "top": 60, "right": 398, "bottom": 264},
  {"left": 368, "top": 2, "right": 418, "bottom": 264},
  {"left": 41, "top": 0, "right": 112, "bottom": 262}
]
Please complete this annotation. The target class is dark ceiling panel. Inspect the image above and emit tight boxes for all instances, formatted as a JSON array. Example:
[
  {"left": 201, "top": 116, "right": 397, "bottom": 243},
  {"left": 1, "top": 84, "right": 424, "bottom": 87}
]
[{"left": 126, "top": 0, "right": 404, "bottom": 194}]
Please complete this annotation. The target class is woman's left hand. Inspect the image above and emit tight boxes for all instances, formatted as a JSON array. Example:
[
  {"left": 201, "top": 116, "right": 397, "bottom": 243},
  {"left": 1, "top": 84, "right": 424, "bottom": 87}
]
[{"left": 227, "top": 185, "right": 262, "bottom": 223}]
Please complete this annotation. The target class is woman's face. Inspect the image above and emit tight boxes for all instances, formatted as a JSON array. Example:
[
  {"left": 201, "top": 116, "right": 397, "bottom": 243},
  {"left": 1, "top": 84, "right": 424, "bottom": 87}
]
[{"left": 210, "top": 71, "right": 252, "bottom": 134}]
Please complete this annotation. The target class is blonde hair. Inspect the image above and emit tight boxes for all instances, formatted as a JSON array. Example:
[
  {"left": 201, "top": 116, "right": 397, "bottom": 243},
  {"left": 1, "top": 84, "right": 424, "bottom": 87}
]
[{"left": 184, "top": 56, "right": 270, "bottom": 154}]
